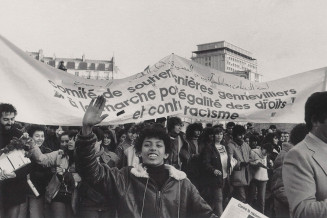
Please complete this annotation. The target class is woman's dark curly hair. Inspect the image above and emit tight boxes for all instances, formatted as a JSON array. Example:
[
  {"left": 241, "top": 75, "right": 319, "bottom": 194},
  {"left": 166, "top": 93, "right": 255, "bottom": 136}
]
[
  {"left": 185, "top": 122, "right": 203, "bottom": 139},
  {"left": 232, "top": 125, "right": 246, "bottom": 139},
  {"left": 134, "top": 124, "right": 172, "bottom": 154},
  {"left": 262, "top": 132, "right": 279, "bottom": 145},
  {"left": 27, "top": 124, "right": 46, "bottom": 137},
  {"left": 166, "top": 117, "right": 182, "bottom": 132}
]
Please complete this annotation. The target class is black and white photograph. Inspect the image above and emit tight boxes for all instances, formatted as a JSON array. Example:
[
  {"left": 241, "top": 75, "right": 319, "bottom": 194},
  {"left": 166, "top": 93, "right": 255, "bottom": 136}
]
[{"left": 1, "top": 1, "right": 327, "bottom": 217}]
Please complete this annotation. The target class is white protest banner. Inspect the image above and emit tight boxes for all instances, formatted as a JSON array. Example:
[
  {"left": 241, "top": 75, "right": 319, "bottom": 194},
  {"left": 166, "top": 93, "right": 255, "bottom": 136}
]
[
  {"left": 0, "top": 35, "right": 178, "bottom": 125},
  {"left": 170, "top": 56, "right": 327, "bottom": 123},
  {"left": 221, "top": 198, "right": 268, "bottom": 218},
  {"left": 0, "top": 35, "right": 326, "bottom": 125}
]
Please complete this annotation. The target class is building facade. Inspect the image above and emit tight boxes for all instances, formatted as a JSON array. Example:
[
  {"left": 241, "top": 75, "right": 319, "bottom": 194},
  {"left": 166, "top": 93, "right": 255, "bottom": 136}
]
[
  {"left": 191, "top": 41, "right": 262, "bottom": 82},
  {"left": 27, "top": 49, "right": 116, "bottom": 80}
]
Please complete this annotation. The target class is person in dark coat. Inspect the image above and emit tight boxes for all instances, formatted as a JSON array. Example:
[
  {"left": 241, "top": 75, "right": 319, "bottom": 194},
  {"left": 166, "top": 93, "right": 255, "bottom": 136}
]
[
  {"left": 76, "top": 96, "right": 217, "bottom": 218},
  {"left": 202, "top": 128, "right": 232, "bottom": 217},
  {"left": 76, "top": 132, "right": 119, "bottom": 218},
  {"left": 226, "top": 125, "right": 252, "bottom": 203},
  {"left": 0, "top": 103, "right": 31, "bottom": 218},
  {"left": 26, "top": 124, "right": 53, "bottom": 218},
  {"left": 167, "top": 116, "right": 189, "bottom": 172},
  {"left": 184, "top": 122, "right": 203, "bottom": 186}
]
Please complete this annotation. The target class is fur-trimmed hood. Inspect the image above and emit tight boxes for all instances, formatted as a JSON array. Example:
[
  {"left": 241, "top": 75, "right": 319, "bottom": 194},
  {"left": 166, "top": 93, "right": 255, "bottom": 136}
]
[{"left": 130, "top": 164, "right": 187, "bottom": 180}]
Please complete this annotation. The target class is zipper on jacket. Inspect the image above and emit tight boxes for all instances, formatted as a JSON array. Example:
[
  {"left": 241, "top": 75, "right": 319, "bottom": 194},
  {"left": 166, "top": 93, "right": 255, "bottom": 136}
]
[
  {"left": 156, "top": 191, "right": 162, "bottom": 216},
  {"left": 149, "top": 177, "right": 172, "bottom": 217}
]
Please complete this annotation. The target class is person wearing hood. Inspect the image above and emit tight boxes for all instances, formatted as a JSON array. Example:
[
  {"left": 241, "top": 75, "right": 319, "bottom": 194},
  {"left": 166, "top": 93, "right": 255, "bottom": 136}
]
[{"left": 75, "top": 96, "right": 217, "bottom": 218}]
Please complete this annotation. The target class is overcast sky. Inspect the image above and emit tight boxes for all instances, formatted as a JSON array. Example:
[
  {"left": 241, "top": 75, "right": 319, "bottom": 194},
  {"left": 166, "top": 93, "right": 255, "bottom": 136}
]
[{"left": 1, "top": 0, "right": 326, "bottom": 81}]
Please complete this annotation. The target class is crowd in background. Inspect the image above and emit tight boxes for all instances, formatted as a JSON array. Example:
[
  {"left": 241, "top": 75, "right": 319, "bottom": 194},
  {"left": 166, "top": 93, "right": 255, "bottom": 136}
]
[{"left": 0, "top": 102, "right": 310, "bottom": 218}]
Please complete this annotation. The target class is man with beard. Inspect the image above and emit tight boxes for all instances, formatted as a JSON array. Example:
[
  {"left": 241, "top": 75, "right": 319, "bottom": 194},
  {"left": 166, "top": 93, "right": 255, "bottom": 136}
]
[
  {"left": 0, "top": 103, "right": 20, "bottom": 180},
  {"left": 0, "top": 103, "right": 22, "bottom": 149},
  {"left": 0, "top": 103, "right": 28, "bottom": 218}
]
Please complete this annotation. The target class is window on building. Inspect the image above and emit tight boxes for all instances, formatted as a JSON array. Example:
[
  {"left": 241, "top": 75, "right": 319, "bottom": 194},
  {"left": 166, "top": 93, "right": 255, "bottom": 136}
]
[
  {"left": 97, "top": 63, "right": 105, "bottom": 71},
  {"left": 67, "top": 62, "right": 75, "bottom": 69},
  {"left": 89, "top": 63, "right": 96, "bottom": 70},
  {"left": 79, "top": 62, "right": 87, "bottom": 70}
]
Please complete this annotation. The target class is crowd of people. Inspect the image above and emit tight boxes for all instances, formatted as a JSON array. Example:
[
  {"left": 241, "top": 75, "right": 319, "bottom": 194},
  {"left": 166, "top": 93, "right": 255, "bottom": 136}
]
[{"left": 1, "top": 91, "right": 327, "bottom": 218}]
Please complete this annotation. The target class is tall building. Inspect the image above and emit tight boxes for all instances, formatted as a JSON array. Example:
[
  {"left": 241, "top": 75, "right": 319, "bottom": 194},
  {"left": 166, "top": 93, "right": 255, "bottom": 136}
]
[
  {"left": 27, "top": 49, "right": 116, "bottom": 80},
  {"left": 191, "top": 41, "right": 262, "bottom": 82}
]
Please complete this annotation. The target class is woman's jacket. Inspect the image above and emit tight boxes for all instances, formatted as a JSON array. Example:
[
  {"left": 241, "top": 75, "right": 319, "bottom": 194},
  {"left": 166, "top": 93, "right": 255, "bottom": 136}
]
[{"left": 75, "top": 132, "right": 217, "bottom": 218}]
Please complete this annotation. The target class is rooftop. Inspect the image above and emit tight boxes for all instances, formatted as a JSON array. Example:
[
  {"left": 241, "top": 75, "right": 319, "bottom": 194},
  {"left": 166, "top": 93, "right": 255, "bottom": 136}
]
[{"left": 193, "top": 41, "right": 255, "bottom": 60}]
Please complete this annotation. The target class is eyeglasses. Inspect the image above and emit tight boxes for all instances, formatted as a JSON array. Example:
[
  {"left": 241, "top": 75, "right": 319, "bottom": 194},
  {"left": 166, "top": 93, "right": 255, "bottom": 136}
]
[{"left": 61, "top": 140, "right": 69, "bottom": 143}]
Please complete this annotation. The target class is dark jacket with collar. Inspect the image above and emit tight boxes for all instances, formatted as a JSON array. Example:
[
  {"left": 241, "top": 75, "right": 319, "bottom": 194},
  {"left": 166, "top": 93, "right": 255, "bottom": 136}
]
[
  {"left": 77, "top": 147, "right": 118, "bottom": 212},
  {"left": 226, "top": 140, "right": 252, "bottom": 186},
  {"left": 0, "top": 126, "right": 31, "bottom": 208},
  {"left": 0, "top": 126, "right": 22, "bottom": 149},
  {"left": 169, "top": 132, "right": 190, "bottom": 172},
  {"left": 76, "top": 132, "right": 217, "bottom": 218},
  {"left": 202, "top": 143, "right": 231, "bottom": 188}
]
